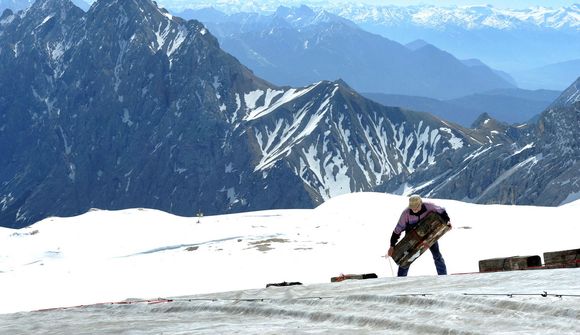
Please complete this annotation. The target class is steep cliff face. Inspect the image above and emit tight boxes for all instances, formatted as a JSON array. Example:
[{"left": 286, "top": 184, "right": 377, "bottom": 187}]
[{"left": 0, "top": 0, "right": 271, "bottom": 227}]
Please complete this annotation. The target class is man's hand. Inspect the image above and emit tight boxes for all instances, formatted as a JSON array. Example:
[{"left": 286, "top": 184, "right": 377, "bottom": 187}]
[
  {"left": 387, "top": 246, "right": 394, "bottom": 258},
  {"left": 447, "top": 221, "right": 452, "bottom": 229}
]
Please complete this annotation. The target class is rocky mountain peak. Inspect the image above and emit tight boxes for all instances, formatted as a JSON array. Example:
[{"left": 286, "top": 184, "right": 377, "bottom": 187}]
[
  {"left": 88, "top": 0, "right": 181, "bottom": 28},
  {"left": 405, "top": 39, "right": 430, "bottom": 51},
  {"left": 272, "top": 4, "right": 354, "bottom": 29},
  {"left": 25, "top": 0, "right": 79, "bottom": 18},
  {"left": 471, "top": 112, "right": 502, "bottom": 129},
  {"left": 1, "top": 8, "right": 13, "bottom": 19},
  {"left": 20, "top": 0, "right": 81, "bottom": 22},
  {"left": 275, "top": 4, "right": 315, "bottom": 19}
]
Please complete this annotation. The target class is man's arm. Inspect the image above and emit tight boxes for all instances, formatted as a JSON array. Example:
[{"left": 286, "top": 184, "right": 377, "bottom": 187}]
[
  {"left": 425, "top": 202, "right": 450, "bottom": 223},
  {"left": 390, "top": 231, "right": 401, "bottom": 247},
  {"left": 388, "top": 210, "right": 408, "bottom": 257},
  {"left": 440, "top": 210, "right": 450, "bottom": 223},
  {"left": 387, "top": 231, "right": 400, "bottom": 257}
]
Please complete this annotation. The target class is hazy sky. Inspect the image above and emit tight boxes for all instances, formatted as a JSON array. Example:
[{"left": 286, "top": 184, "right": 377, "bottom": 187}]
[
  {"left": 163, "top": 0, "right": 578, "bottom": 9},
  {"left": 331, "top": 1, "right": 578, "bottom": 8}
]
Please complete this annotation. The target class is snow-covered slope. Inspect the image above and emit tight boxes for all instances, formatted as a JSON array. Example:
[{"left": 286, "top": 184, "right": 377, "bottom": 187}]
[
  {"left": 1, "top": 193, "right": 578, "bottom": 319},
  {"left": 241, "top": 81, "right": 475, "bottom": 202},
  {"left": 2, "top": 269, "right": 580, "bottom": 334}
]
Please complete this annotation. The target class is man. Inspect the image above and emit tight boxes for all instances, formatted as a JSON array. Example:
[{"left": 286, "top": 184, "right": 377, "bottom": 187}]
[{"left": 387, "top": 194, "right": 451, "bottom": 277}]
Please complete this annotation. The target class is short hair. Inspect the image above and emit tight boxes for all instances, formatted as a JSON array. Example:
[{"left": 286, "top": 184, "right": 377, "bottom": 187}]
[{"left": 408, "top": 194, "right": 422, "bottom": 208}]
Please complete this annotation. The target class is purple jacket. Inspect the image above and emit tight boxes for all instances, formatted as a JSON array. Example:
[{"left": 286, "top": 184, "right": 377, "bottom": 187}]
[{"left": 394, "top": 202, "right": 447, "bottom": 235}]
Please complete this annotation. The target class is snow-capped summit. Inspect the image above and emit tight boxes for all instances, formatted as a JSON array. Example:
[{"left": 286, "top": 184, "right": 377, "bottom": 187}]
[{"left": 273, "top": 4, "right": 356, "bottom": 29}]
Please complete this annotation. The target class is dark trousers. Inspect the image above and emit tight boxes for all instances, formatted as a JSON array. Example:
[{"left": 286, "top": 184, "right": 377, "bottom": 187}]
[{"left": 397, "top": 241, "right": 447, "bottom": 277}]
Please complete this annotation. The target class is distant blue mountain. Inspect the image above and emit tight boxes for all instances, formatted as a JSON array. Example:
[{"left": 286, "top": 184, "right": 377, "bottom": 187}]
[
  {"left": 363, "top": 88, "right": 561, "bottom": 127},
  {"left": 329, "top": 4, "right": 580, "bottom": 90},
  {"left": 513, "top": 59, "right": 580, "bottom": 90},
  {"left": 179, "top": 6, "right": 515, "bottom": 100}
]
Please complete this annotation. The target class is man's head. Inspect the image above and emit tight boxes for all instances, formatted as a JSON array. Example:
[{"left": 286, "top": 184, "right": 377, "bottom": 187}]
[{"left": 408, "top": 194, "right": 422, "bottom": 213}]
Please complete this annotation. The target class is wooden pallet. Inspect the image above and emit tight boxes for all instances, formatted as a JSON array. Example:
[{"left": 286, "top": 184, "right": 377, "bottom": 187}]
[
  {"left": 479, "top": 255, "right": 542, "bottom": 272},
  {"left": 543, "top": 248, "right": 580, "bottom": 269},
  {"left": 392, "top": 212, "right": 451, "bottom": 268}
]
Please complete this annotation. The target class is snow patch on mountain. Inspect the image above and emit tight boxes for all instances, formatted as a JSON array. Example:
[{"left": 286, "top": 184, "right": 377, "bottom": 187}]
[
  {"left": 300, "top": 142, "right": 350, "bottom": 200},
  {"left": 439, "top": 127, "right": 463, "bottom": 150},
  {"left": 253, "top": 85, "right": 335, "bottom": 171},
  {"left": 245, "top": 83, "right": 321, "bottom": 121}
]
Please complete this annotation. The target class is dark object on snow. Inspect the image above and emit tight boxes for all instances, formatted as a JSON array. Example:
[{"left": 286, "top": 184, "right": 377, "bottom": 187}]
[
  {"left": 392, "top": 212, "right": 451, "bottom": 268},
  {"left": 266, "top": 281, "right": 303, "bottom": 288},
  {"left": 543, "top": 248, "right": 580, "bottom": 269},
  {"left": 479, "top": 255, "right": 542, "bottom": 272},
  {"left": 331, "top": 273, "right": 378, "bottom": 283}
]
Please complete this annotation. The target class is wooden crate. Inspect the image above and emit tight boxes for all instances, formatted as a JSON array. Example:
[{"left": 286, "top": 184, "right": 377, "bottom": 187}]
[
  {"left": 479, "top": 255, "right": 542, "bottom": 272},
  {"left": 543, "top": 248, "right": 580, "bottom": 269},
  {"left": 392, "top": 212, "right": 451, "bottom": 268}
]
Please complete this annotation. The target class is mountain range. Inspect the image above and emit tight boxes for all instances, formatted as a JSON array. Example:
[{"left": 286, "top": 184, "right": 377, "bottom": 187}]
[
  {"left": 174, "top": 5, "right": 570, "bottom": 125},
  {"left": 164, "top": 1, "right": 580, "bottom": 90},
  {"left": 177, "top": 5, "right": 515, "bottom": 100},
  {"left": 328, "top": 4, "right": 580, "bottom": 89},
  {"left": 1, "top": 0, "right": 578, "bottom": 229},
  {"left": 4, "top": 0, "right": 577, "bottom": 90},
  {"left": 0, "top": 0, "right": 478, "bottom": 228},
  {"left": 513, "top": 59, "right": 580, "bottom": 90}
]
